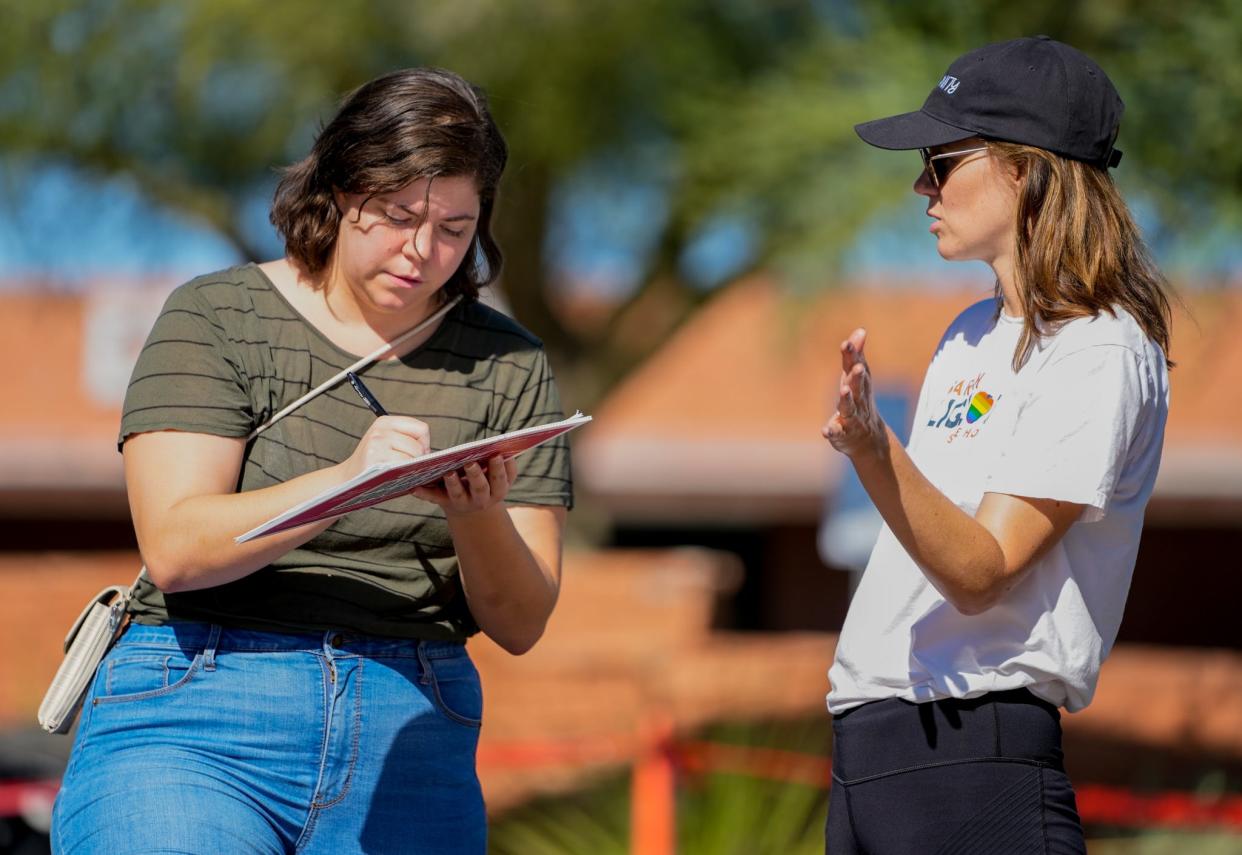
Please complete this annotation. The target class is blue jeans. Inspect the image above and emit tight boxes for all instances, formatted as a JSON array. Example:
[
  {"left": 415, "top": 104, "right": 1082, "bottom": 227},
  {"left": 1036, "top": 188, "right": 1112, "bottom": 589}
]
[
  {"left": 826, "top": 689, "right": 1085, "bottom": 854},
  {"left": 52, "top": 622, "right": 486, "bottom": 854}
]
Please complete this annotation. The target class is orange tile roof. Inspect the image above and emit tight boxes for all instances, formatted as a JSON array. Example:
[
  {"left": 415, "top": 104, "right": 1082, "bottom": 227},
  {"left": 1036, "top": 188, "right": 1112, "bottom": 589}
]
[
  {"left": 3, "top": 293, "right": 118, "bottom": 437},
  {"left": 0, "top": 285, "right": 171, "bottom": 500},
  {"left": 577, "top": 278, "right": 1242, "bottom": 521},
  {"left": 1, "top": 281, "right": 1239, "bottom": 515}
]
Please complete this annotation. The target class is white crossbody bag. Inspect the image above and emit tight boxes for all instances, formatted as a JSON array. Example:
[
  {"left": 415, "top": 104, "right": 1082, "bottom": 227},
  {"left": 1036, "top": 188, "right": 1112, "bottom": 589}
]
[{"left": 37, "top": 297, "right": 460, "bottom": 734}]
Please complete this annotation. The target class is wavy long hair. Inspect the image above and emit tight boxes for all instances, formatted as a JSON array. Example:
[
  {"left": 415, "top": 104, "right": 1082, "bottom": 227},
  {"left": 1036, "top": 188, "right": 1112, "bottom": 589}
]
[
  {"left": 988, "top": 142, "right": 1173, "bottom": 370},
  {"left": 270, "top": 68, "right": 508, "bottom": 302}
]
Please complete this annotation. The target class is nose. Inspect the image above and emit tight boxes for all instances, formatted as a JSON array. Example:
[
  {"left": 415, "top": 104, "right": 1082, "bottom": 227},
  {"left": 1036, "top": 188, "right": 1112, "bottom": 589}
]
[
  {"left": 914, "top": 167, "right": 937, "bottom": 198},
  {"left": 404, "top": 221, "right": 432, "bottom": 261}
]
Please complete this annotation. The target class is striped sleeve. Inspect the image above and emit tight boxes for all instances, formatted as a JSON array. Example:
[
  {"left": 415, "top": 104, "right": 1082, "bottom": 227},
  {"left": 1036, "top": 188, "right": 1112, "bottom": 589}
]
[
  {"left": 118, "top": 281, "right": 254, "bottom": 448},
  {"left": 500, "top": 347, "right": 574, "bottom": 508}
]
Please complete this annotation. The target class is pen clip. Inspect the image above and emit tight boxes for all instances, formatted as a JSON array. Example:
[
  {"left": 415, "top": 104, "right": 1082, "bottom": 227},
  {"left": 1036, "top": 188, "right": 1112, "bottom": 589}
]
[{"left": 347, "top": 371, "right": 388, "bottom": 417}]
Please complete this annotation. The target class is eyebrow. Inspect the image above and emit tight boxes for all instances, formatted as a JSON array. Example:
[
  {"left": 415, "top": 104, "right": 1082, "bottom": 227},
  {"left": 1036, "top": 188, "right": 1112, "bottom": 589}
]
[{"left": 391, "top": 202, "right": 478, "bottom": 223}]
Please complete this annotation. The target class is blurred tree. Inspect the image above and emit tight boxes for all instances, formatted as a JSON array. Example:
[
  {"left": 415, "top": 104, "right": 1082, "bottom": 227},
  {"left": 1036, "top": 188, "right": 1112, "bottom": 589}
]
[{"left": 1, "top": 0, "right": 1238, "bottom": 404}]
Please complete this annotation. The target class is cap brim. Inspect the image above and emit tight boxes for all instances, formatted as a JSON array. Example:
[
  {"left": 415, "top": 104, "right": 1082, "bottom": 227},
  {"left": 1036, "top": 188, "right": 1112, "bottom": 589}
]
[{"left": 854, "top": 110, "right": 977, "bottom": 151}]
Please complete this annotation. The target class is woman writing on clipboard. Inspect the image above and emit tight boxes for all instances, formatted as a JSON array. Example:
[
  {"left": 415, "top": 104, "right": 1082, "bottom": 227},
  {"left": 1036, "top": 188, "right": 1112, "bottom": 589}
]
[{"left": 53, "top": 68, "right": 571, "bottom": 855}]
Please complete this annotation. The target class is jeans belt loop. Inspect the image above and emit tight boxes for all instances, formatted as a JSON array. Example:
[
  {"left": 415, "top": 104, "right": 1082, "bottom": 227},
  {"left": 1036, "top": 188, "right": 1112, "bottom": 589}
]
[
  {"left": 203, "top": 624, "right": 222, "bottom": 672},
  {"left": 416, "top": 641, "right": 433, "bottom": 686}
]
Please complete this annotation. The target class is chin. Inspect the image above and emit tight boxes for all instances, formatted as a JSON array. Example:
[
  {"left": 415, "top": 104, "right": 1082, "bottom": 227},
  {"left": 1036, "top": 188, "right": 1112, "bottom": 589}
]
[
  {"left": 369, "top": 285, "right": 427, "bottom": 310},
  {"left": 934, "top": 240, "right": 968, "bottom": 263}
]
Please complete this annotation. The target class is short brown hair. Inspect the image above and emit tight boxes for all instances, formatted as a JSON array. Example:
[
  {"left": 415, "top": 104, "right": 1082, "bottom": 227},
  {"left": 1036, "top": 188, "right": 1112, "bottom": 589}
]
[{"left": 270, "top": 68, "right": 507, "bottom": 302}]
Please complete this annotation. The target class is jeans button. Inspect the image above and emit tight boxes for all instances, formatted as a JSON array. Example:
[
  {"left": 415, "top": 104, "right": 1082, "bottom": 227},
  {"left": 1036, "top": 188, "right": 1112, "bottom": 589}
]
[{"left": 331, "top": 633, "right": 345, "bottom": 647}]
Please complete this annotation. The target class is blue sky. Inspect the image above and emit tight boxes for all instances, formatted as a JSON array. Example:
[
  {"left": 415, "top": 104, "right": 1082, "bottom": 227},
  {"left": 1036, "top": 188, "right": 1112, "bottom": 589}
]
[{"left": 1, "top": 161, "right": 1237, "bottom": 293}]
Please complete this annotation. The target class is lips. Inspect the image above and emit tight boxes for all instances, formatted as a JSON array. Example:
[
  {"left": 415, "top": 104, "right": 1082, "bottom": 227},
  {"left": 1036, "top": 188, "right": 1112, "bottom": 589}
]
[{"left": 386, "top": 272, "right": 423, "bottom": 287}]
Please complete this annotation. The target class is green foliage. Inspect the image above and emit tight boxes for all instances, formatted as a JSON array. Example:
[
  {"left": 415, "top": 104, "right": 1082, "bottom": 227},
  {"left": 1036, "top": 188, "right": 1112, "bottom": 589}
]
[
  {"left": 487, "top": 768, "right": 828, "bottom": 855},
  {"left": 1087, "top": 832, "right": 1242, "bottom": 855},
  {"left": 677, "top": 773, "right": 826, "bottom": 855},
  {"left": 3, "top": 0, "right": 1240, "bottom": 403},
  {"left": 488, "top": 773, "right": 630, "bottom": 855},
  {"left": 488, "top": 718, "right": 831, "bottom": 855}
]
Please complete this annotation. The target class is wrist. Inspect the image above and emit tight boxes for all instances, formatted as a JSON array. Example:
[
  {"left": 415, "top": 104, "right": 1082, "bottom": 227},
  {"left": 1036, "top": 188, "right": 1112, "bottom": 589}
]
[
  {"left": 444, "top": 501, "right": 508, "bottom": 524},
  {"left": 849, "top": 422, "right": 891, "bottom": 465}
]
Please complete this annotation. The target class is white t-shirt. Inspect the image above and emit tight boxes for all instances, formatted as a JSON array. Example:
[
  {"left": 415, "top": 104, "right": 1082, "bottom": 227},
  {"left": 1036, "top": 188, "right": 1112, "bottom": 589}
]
[{"left": 827, "top": 298, "right": 1169, "bottom": 713}]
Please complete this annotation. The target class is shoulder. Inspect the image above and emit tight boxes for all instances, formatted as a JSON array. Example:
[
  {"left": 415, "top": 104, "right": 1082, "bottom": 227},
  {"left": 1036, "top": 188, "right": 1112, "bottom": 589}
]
[
  {"left": 161, "top": 264, "right": 268, "bottom": 318},
  {"left": 924, "top": 297, "right": 1002, "bottom": 363},
  {"left": 941, "top": 297, "right": 1001, "bottom": 341},
  {"left": 1044, "top": 306, "right": 1156, "bottom": 363},
  {"left": 452, "top": 298, "right": 545, "bottom": 352}
]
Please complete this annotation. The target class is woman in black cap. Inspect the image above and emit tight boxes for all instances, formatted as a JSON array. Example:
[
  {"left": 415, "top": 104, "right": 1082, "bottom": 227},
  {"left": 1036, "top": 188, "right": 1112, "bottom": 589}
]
[{"left": 822, "top": 37, "right": 1172, "bottom": 853}]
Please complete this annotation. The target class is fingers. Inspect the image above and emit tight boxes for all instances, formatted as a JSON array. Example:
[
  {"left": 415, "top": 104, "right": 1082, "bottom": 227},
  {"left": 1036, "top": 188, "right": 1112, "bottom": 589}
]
[
  {"left": 849, "top": 327, "right": 868, "bottom": 358},
  {"left": 839, "top": 327, "right": 868, "bottom": 372},
  {"left": 838, "top": 386, "right": 854, "bottom": 418},
  {"left": 836, "top": 363, "right": 867, "bottom": 418},
  {"left": 361, "top": 416, "right": 431, "bottom": 460},
  {"left": 416, "top": 455, "right": 514, "bottom": 516},
  {"left": 486, "top": 454, "right": 513, "bottom": 497},
  {"left": 383, "top": 416, "right": 432, "bottom": 455},
  {"left": 824, "top": 330, "right": 882, "bottom": 458}
]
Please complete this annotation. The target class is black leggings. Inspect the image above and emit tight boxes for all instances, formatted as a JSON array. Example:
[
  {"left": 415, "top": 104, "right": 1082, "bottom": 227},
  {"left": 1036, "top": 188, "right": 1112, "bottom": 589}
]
[{"left": 826, "top": 689, "right": 1085, "bottom": 854}]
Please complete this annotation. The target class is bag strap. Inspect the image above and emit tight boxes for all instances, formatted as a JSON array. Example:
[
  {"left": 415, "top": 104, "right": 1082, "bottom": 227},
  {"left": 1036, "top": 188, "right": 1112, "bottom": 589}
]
[
  {"left": 247, "top": 295, "right": 462, "bottom": 440},
  {"left": 129, "top": 295, "right": 464, "bottom": 595}
]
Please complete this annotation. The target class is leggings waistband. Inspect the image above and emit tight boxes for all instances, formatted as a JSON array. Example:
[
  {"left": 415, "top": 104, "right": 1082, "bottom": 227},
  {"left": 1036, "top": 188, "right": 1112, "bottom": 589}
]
[{"left": 832, "top": 689, "right": 1064, "bottom": 782}]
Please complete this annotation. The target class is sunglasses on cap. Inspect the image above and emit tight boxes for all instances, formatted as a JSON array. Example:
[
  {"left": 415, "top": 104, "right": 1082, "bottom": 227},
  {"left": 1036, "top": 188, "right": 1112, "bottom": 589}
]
[{"left": 919, "top": 145, "right": 989, "bottom": 188}]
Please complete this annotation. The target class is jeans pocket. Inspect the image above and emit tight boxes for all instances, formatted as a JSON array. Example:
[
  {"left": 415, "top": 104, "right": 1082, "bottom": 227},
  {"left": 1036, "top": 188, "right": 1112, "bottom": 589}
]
[
  {"left": 95, "top": 648, "right": 200, "bottom": 705},
  {"left": 425, "top": 654, "right": 483, "bottom": 728}
]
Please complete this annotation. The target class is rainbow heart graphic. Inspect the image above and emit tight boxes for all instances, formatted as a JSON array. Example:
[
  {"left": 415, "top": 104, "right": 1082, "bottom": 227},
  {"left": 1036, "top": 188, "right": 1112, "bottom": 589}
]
[{"left": 966, "top": 391, "right": 994, "bottom": 424}]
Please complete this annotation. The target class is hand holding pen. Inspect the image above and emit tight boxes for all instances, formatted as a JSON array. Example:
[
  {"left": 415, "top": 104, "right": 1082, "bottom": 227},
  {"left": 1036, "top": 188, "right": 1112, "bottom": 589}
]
[
  {"left": 345, "top": 371, "right": 516, "bottom": 513},
  {"left": 341, "top": 371, "right": 431, "bottom": 477}
]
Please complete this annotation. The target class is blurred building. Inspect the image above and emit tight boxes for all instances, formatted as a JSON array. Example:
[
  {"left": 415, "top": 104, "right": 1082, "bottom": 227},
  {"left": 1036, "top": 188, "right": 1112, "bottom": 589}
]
[
  {"left": 577, "top": 278, "right": 1242, "bottom": 648},
  {"left": 1, "top": 278, "right": 1240, "bottom": 824}
]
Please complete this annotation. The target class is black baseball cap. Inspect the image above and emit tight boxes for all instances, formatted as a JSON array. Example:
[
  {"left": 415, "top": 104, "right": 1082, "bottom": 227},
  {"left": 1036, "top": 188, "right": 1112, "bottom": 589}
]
[{"left": 855, "top": 36, "right": 1124, "bottom": 169}]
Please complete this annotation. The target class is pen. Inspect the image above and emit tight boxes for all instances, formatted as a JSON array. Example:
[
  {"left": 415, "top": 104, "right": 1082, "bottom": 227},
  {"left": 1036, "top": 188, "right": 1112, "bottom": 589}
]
[{"left": 347, "top": 371, "right": 389, "bottom": 417}]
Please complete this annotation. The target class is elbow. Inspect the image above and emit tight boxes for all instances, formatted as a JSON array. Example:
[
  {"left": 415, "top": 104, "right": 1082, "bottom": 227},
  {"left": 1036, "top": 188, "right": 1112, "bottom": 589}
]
[
  {"left": 940, "top": 562, "right": 1009, "bottom": 616},
  {"left": 141, "top": 554, "right": 195, "bottom": 593},
  {"left": 139, "top": 537, "right": 207, "bottom": 593},
  {"left": 485, "top": 610, "right": 552, "bottom": 656},
  {"left": 494, "top": 624, "right": 547, "bottom": 656},
  {"left": 944, "top": 569, "right": 1022, "bottom": 616},
  {"left": 947, "top": 589, "right": 1000, "bottom": 616},
  {"left": 936, "top": 542, "right": 1017, "bottom": 616}
]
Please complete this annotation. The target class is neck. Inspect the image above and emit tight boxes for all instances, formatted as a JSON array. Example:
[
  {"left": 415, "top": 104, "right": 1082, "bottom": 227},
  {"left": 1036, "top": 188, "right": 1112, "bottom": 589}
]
[{"left": 990, "top": 254, "right": 1023, "bottom": 319}]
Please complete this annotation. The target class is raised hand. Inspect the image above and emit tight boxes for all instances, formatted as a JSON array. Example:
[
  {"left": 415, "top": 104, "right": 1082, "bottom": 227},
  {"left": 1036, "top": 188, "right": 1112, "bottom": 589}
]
[{"left": 822, "top": 328, "right": 887, "bottom": 458}]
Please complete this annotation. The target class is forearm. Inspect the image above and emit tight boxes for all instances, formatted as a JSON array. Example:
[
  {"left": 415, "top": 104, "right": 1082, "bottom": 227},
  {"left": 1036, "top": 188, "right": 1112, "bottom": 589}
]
[
  {"left": 851, "top": 427, "right": 1008, "bottom": 614},
  {"left": 134, "top": 463, "right": 349, "bottom": 593},
  {"left": 448, "top": 505, "right": 559, "bottom": 655}
]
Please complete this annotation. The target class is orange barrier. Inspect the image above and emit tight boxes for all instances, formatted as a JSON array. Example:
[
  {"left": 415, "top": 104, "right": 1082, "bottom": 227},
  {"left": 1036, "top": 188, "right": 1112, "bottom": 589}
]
[
  {"left": 479, "top": 728, "right": 1242, "bottom": 835},
  {"left": 1075, "top": 784, "right": 1242, "bottom": 830},
  {"left": 0, "top": 778, "right": 57, "bottom": 820},
  {"left": 9, "top": 735, "right": 1240, "bottom": 839}
]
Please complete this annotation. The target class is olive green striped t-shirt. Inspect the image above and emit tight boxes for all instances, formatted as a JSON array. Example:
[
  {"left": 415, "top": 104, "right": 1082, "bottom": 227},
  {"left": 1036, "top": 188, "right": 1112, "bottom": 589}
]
[{"left": 120, "top": 263, "right": 573, "bottom": 641}]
